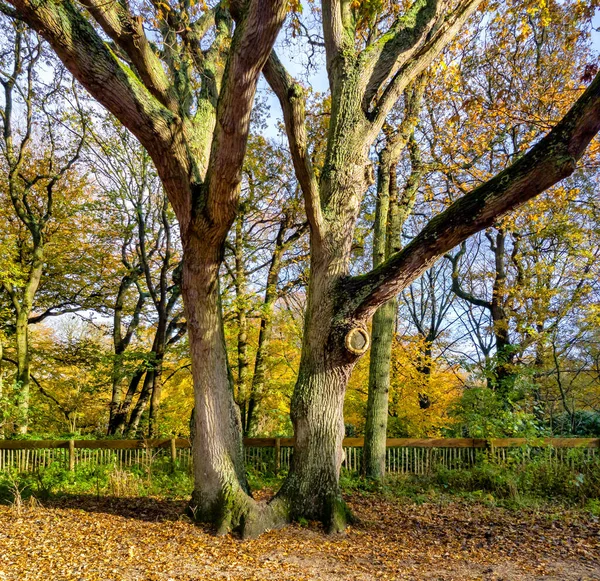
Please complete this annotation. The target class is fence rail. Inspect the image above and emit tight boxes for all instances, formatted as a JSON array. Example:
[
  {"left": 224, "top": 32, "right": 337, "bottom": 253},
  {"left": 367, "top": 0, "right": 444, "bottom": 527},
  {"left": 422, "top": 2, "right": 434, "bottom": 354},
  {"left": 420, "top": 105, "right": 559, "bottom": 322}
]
[{"left": 0, "top": 437, "right": 598, "bottom": 475}]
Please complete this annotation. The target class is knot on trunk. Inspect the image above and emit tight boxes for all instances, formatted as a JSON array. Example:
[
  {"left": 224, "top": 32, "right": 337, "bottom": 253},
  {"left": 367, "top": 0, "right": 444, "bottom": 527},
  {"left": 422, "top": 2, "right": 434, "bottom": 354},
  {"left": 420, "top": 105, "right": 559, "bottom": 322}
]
[{"left": 344, "top": 327, "right": 370, "bottom": 356}]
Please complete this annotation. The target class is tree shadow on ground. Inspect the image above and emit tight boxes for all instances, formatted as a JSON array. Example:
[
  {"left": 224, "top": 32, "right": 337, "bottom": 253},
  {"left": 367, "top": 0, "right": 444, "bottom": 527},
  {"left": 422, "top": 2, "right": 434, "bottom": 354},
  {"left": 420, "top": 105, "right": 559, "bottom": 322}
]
[{"left": 42, "top": 494, "right": 188, "bottom": 523}]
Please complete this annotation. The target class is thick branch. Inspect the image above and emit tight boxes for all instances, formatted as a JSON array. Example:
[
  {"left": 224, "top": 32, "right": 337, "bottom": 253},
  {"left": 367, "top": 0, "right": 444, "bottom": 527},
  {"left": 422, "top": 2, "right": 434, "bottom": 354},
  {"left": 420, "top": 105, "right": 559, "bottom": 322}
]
[
  {"left": 322, "top": 0, "right": 350, "bottom": 92},
  {"left": 79, "top": 0, "right": 174, "bottom": 109},
  {"left": 196, "top": 0, "right": 287, "bottom": 239},
  {"left": 368, "top": 0, "right": 481, "bottom": 135},
  {"left": 263, "top": 52, "right": 324, "bottom": 244},
  {"left": 344, "top": 70, "right": 600, "bottom": 320}
]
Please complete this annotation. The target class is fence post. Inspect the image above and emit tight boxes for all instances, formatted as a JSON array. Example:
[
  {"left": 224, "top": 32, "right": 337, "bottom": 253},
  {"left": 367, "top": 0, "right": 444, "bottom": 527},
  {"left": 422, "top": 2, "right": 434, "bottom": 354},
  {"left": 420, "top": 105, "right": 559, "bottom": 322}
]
[
  {"left": 170, "top": 438, "right": 177, "bottom": 468},
  {"left": 274, "top": 438, "right": 281, "bottom": 474},
  {"left": 68, "top": 439, "right": 75, "bottom": 471}
]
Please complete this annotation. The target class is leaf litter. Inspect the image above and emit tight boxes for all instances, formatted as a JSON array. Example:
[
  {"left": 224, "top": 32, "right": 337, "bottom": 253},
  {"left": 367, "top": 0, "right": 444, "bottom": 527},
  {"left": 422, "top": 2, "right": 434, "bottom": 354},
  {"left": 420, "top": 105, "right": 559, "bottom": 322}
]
[{"left": 0, "top": 493, "right": 598, "bottom": 580}]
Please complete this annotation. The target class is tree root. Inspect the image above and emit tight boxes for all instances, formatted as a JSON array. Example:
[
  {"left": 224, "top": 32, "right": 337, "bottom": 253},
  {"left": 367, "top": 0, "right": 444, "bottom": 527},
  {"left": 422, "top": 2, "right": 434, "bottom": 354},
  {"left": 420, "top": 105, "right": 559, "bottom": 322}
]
[{"left": 188, "top": 482, "right": 354, "bottom": 538}]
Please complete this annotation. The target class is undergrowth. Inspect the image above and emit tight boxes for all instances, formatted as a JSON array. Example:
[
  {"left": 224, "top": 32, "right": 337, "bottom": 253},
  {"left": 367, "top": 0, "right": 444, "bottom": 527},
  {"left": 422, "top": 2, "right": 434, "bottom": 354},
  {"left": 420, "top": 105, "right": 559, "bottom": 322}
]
[
  {"left": 340, "top": 448, "right": 600, "bottom": 516},
  {"left": 1, "top": 448, "right": 599, "bottom": 518}
]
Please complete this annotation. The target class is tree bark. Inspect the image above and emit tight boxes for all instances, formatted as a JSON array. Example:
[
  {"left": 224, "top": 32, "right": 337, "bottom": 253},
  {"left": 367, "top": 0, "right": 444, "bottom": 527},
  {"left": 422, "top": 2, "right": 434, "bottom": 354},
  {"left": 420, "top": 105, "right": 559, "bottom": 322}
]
[
  {"left": 363, "top": 154, "right": 395, "bottom": 481},
  {"left": 184, "top": 239, "right": 253, "bottom": 531},
  {"left": 272, "top": 168, "right": 370, "bottom": 531}
]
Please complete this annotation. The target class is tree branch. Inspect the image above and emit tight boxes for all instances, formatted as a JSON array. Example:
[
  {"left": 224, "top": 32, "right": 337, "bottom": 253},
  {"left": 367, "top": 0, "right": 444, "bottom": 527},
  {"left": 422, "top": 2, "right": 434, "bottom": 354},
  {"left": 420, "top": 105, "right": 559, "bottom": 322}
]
[
  {"left": 444, "top": 242, "right": 492, "bottom": 310},
  {"left": 263, "top": 52, "right": 324, "bottom": 244},
  {"left": 343, "top": 70, "right": 600, "bottom": 320},
  {"left": 322, "top": 0, "right": 351, "bottom": 92},
  {"left": 367, "top": 0, "right": 481, "bottom": 135},
  {"left": 78, "top": 0, "right": 175, "bottom": 110},
  {"left": 196, "top": 0, "right": 287, "bottom": 238}
]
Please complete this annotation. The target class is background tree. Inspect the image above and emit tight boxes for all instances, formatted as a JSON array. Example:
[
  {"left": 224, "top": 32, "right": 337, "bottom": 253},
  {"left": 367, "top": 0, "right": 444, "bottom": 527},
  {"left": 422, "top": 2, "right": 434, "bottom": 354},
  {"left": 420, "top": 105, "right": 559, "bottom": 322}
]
[
  {"left": 0, "top": 15, "right": 88, "bottom": 433},
  {"left": 88, "top": 121, "right": 185, "bottom": 437}
]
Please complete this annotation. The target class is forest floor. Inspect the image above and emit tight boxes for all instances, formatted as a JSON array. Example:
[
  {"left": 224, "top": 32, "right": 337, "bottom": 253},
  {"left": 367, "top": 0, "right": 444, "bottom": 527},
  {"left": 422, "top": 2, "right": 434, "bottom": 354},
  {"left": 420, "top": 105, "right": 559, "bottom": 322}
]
[{"left": 0, "top": 491, "right": 598, "bottom": 581}]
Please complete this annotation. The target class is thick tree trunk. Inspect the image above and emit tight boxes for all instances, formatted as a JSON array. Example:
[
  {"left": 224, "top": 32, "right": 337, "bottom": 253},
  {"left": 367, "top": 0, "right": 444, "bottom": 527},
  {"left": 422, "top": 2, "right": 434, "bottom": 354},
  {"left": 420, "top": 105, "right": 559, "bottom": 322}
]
[
  {"left": 184, "top": 236, "right": 255, "bottom": 532},
  {"left": 274, "top": 204, "right": 368, "bottom": 531},
  {"left": 276, "top": 355, "right": 354, "bottom": 532}
]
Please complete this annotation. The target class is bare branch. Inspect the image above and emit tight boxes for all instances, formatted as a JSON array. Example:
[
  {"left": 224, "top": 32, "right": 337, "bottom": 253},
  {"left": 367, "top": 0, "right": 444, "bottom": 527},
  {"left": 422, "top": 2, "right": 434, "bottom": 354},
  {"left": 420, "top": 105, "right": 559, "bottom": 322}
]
[{"left": 444, "top": 242, "right": 492, "bottom": 310}]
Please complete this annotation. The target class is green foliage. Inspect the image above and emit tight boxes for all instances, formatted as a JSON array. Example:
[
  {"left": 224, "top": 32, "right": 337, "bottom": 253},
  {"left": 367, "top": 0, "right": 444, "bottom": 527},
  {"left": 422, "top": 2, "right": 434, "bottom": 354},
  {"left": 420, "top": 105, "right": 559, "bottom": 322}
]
[
  {"left": 427, "top": 449, "right": 600, "bottom": 505},
  {"left": 446, "top": 387, "right": 543, "bottom": 438},
  {"left": 340, "top": 448, "right": 600, "bottom": 511},
  {"left": 0, "top": 456, "right": 194, "bottom": 504},
  {"left": 552, "top": 411, "right": 600, "bottom": 437}
]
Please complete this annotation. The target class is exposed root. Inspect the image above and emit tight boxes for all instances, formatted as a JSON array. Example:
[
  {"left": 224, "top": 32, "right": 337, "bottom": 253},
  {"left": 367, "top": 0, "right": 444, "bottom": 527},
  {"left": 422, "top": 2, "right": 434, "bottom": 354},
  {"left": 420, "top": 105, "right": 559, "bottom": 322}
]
[{"left": 188, "top": 488, "right": 291, "bottom": 539}]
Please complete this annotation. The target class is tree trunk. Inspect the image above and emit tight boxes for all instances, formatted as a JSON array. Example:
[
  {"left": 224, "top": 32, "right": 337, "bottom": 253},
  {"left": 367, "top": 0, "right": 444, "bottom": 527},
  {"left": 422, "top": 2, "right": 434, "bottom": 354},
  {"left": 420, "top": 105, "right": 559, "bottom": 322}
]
[
  {"left": 234, "top": 216, "right": 250, "bottom": 432},
  {"left": 0, "top": 335, "right": 4, "bottom": 438},
  {"left": 363, "top": 154, "right": 395, "bottom": 481},
  {"left": 246, "top": 217, "right": 291, "bottom": 436},
  {"left": 148, "top": 364, "right": 163, "bottom": 437},
  {"left": 14, "top": 309, "right": 30, "bottom": 435},
  {"left": 363, "top": 299, "right": 395, "bottom": 480},
  {"left": 274, "top": 210, "right": 368, "bottom": 531},
  {"left": 126, "top": 368, "right": 155, "bottom": 436},
  {"left": 363, "top": 124, "right": 422, "bottom": 480},
  {"left": 489, "top": 229, "right": 516, "bottom": 404},
  {"left": 184, "top": 236, "right": 254, "bottom": 532}
]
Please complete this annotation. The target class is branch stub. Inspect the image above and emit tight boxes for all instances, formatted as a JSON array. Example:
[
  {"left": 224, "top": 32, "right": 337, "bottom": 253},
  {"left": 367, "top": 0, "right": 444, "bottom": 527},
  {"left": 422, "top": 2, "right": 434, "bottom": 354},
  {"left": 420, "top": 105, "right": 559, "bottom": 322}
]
[{"left": 344, "top": 327, "right": 370, "bottom": 356}]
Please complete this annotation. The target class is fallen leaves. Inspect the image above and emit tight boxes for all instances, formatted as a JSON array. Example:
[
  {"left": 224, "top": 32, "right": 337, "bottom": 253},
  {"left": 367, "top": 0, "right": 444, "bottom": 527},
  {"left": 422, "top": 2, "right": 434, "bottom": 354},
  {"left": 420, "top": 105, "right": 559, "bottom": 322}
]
[{"left": 0, "top": 494, "right": 598, "bottom": 580}]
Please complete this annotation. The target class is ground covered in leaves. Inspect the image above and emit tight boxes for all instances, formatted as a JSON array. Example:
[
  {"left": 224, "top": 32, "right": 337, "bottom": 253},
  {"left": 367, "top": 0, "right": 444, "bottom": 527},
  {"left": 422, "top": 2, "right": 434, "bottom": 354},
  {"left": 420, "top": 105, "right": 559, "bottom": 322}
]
[{"left": 0, "top": 492, "right": 598, "bottom": 580}]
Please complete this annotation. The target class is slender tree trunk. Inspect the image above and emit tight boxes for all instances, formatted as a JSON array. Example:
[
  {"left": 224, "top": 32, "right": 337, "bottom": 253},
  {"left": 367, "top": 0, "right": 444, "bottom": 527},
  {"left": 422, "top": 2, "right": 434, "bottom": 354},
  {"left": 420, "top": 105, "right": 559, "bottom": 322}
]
[
  {"left": 363, "top": 123, "right": 423, "bottom": 480},
  {"left": 234, "top": 216, "right": 250, "bottom": 431},
  {"left": 148, "top": 365, "right": 163, "bottom": 437},
  {"left": 363, "top": 300, "right": 395, "bottom": 479},
  {"left": 363, "top": 156, "right": 395, "bottom": 480},
  {"left": 108, "top": 367, "right": 145, "bottom": 435},
  {"left": 14, "top": 309, "right": 30, "bottom": 435},
  {"left": 0, "top": 336, "right": 4, "bottom": 438},
  {"left": 246, "top": 218, "right": 290, "bottom": 436},
  {"left": 489, "top": 230, "right": 515, "bottom": 404},
  {"left": 127, "top": 368, "right": 155, "bottom": 436}
]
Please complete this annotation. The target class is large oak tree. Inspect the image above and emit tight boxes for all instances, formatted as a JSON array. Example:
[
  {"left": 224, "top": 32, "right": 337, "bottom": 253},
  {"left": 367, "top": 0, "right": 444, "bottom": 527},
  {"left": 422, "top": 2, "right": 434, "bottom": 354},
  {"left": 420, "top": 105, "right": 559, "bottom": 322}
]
[
  {"left": 264, "top": 0, "right": 600, "bottom": 531},
  {"left": 2, "top": 0, "right": 288, "bottom": 533},
  {"left": 6, "top": 0, "right": 600, "bottom": 537}
]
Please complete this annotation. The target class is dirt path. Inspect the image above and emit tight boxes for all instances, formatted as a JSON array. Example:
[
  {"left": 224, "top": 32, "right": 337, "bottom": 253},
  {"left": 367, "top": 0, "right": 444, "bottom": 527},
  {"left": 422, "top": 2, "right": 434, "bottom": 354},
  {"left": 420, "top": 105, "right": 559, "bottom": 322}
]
[{"left": 0, "top": 494, "right": 598, "bottom": 580}]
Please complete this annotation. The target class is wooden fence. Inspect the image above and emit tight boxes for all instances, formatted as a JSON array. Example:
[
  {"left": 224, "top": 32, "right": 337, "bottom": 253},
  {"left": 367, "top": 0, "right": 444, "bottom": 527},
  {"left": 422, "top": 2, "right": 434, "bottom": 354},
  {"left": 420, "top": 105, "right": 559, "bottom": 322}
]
[{"left": 0, "top": 437, "right": 598, "bottom": 476}]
